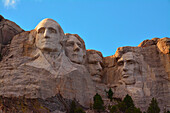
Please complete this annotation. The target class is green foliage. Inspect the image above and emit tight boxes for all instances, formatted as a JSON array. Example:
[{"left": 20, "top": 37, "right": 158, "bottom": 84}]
[
  {"left": 70, "top": 100, "right": 76, "bottom": 113},
  {"left": 69, "top": 100, "right": 85, "bottom": 113},
  {"left": 74, "top": 107, "right": 86, "bottom": 113},
  {"left": 93, "top": 93, "right": 104, "bottom": 112},
  {"left": 123, "top": 94, "right": 135, "bottom": 109},
  {"left": 105, "top": 88, "right": 113, "bottom": 101},
  {"left": 108, "top": 94, "right": 142, "bottom": 113},
  {"left": 117, "top": 101, "right": 127, "bottom": 112},
  {"left": 125, "top": 106, "right": 142, "bottom": 113},
  {"left": 108, "top": 105, "right": 119, "bottom": 113},
  {"left": 147, "top": 98, "right": 160, "bottom": 113}
]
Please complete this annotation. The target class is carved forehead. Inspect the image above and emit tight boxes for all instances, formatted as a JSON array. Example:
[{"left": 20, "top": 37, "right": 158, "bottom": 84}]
[
  {"left": 118, "top": 52, "right": 135, "bottom": 62},
  {"left": 88, "top": 53, "right": 102, "bottom": 62},
  {"left": 87, "top": 50, "right": 103, "bottom": 62},
  {"left": 65, "top": 33, "right": 86, "bottom": 50},
  {"left": 67, "top": 35, "right": 81, "bottom": 43},
  {"left": 35, "top": 18, "right": 61, "bottom": 31}
]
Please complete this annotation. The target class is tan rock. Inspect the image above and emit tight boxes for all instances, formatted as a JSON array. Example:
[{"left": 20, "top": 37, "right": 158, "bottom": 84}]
[
  {"left": 0, "top": 15, "right": 23, "bottom": 45},
  {"left": 86, "top": 49, "right": 103, "bottom": 83},
  {"left": 0, "top": 17, "right": 169, "bottom": 112},
  {"left": 104, "top": 40, "right": 170, "bottom": 112}
]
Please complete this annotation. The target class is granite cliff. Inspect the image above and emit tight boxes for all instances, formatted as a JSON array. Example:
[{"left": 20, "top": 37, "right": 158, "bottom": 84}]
[{"left": 0, "top": 15, "right": 169, "bottom": 113}]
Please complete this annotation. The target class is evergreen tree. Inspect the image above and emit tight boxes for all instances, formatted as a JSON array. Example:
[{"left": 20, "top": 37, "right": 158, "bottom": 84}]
[
  {"left": 109, "top": 105, "right": 119, "bottom": 113},
  {"left": 93, "top": 93, "right": 104, "bottom": 112},
  {"left": 147, "top": 97, "right": 160, "bottom": 113},
  {"left": 69, "top": 100, "right": 76, "bottom": 113},
  {"left": 105, "top": 88, "right": 113, "bottom": 101},
  {"left": 117, "top": 101, "right": 126, "bottom": 112},
  {"left": 125, "top": 106, "right": 142, "bottom": 113},
  {"left": 123, "top": 94, "right": 135, "bottom": 109},
  {"left": 74, "top": 107, "right": 85, "bottom": 113}
]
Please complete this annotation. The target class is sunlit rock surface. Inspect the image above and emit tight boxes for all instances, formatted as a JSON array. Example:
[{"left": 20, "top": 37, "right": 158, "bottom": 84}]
[{"left": 0, "top": 16, "right": 169, "bottom": 112}]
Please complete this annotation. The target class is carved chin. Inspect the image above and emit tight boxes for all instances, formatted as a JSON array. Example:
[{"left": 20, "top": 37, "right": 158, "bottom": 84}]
[
  {"left": 122, "top": 77, "right": 136, "bottom": 85},
  {"left": 92, "top": 75, "right": 101, "bottom": 82},
  {"left": 70, "top": 56, "right": 83, "bottom": 64}
]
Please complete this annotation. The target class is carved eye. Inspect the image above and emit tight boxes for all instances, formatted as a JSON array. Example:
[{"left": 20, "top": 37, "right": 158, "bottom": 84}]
[
  {"left": 66, "top": 41, "right": 74, "bottom": 46},
  {"left": 77, "top": 43, "right": 82, "bottom": 48},
  {"left": 127, "top": 60, "right": 135, "bottom": 65},
  {"left": 49, "top": 27, "right": 57, "bottom": 34},
  {"left": 38, "top": 28, "right": 45, "bottom": 34},
  {"left": 118, "top": 61, "right": 123, "bottom": 66}
]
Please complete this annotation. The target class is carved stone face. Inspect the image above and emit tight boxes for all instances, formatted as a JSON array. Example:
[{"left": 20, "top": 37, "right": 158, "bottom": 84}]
[
  {"left": 65, "top": 35, "right": 85, "bottom": 64},
  {"left": 157, "top": 38, "right": 170, "bottom": 54},
  {"left": 87, "top": 52, "right": 103, "bottom": 82},
  {"left": 35, "top": 19, "right": 62, "bottom": 52},
  {"left": 117, "top": 52, "right": 136, "bottom": 85}
]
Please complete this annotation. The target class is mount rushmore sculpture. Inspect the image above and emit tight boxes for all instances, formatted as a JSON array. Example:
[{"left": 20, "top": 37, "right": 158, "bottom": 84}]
[{"left": 0, "top": 16, "right": 169, "bottom": 112}]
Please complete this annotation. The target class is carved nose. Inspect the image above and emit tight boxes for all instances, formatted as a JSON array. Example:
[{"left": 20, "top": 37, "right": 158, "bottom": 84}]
[
  {"left": 73, "top": 43, "right": 80, "bottom": 51},
  {"left": 44, "top": 29, "right": 50, "bottom": 39},
  {"left": 97, "top": 62, "right": 102, "bottom": 71},
  {"left": 123, "top": 63, "right": 128, "bottom": 72}
]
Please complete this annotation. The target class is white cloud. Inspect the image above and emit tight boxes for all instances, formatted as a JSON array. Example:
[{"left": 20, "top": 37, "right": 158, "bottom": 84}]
[{"left": 3, "top": 0, "right": 19, "bottom": 8}]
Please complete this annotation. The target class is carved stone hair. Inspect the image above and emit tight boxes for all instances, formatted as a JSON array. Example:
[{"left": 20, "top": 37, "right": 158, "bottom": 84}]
[
  {"left": 86, "top": 49, "right": 103, "bottom": 58},
  {"left": 28, "top": 18, "right": 64, "bottom": 45}
]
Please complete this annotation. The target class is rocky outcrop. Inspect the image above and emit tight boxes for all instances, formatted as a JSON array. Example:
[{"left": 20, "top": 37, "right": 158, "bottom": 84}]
[
  {"left": 0, "top": 15, "right": 24, "bottom": 60},
  {"left": 103, "top": 38, "right": 170, "bottom": 112},
  {"left": 0, "top": 17, "right": 169, "bottom": 113}
]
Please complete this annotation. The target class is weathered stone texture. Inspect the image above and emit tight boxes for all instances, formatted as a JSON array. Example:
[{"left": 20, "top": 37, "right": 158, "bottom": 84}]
[{"left": 0, "top": 17, "right": 169, "bottom": 113}]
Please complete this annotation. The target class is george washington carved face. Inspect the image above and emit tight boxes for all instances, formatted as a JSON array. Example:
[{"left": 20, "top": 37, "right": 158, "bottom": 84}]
[
  {"left": 35, "top": 19, "right": 64, "bottom": 52},
  {"left": 117, "top": 52, "right": 138, "bottom": 85}
]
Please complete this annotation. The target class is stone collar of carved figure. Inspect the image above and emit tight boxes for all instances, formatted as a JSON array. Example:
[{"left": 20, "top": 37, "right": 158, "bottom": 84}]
[
  {"left": 65, "top": 34, "right": 86, "bottom": 64},
  {"left": 87, "top": 53, "right": 103, "bottom": 82},
  {"left": 117, "top": 52, "right": 137, "bottom": 85},
  {"left": 35, "top": 18, "right": 64, "bottom": 53}
]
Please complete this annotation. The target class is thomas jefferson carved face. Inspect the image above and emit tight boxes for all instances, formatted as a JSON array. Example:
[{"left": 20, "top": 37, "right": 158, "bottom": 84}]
[
  {"left": 87, "top": 50, "right": 103, "bottom": 82},
  {"left": 35, "top": 19, "right": 63, "bottom": 52},
  {"left": 65, "top": 35, "right": 85, "bottom": 64},
  {"left": 117, "top": 52, "right": 137, "bottom": 85}
]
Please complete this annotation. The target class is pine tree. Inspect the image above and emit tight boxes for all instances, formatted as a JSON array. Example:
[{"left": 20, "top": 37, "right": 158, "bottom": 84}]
[
  {"left": 123, "top": 94, "right": 134, "bottom": 109},
  {"left": 74, "top": 107, "right": 85, "bottom": 113},
  {"left": 105, "top": 88, "right": 113, "bottom": 101},
  {"left": 147, "top": 98, "right": 160, "bottom": 113},
  {"left": 69, "top": 100, "right": 76, "bottom": 113},
  {"left": 93, "top": 93, "right": 104, "bottom": 112}
]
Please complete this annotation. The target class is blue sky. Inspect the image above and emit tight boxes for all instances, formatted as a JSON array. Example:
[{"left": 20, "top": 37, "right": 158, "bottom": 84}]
[{"left": 0, "top": 0, "right": 170, "bottom": 57}]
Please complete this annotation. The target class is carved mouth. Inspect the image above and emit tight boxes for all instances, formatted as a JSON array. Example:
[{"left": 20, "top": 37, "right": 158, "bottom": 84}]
[
  {"left": 93, "top": 74, "right": 101, "bottom": 78},
  {"left": 122, "top": 74, "right": 129, "bottom": 78},
  {"left": 41, "top": 40, "right": 52, "bottom": 43}
]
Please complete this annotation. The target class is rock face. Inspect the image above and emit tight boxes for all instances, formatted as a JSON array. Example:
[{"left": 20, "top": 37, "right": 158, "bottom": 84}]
[
  {"left": 0, "top": 15, "right": 23, "bottom": 60},
  {"left": 0, "top": 17, "right": 169, "bottom": 112},
  {"left": 0, "top": 15, "right": 23, "bottom": 46},
  {"left": 104, "top": 40, "right": 170, "bottom": 112}
]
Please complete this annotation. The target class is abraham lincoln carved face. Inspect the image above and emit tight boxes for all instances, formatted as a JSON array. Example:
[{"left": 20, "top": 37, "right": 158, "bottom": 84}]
[{"left": 117, "top": 52, "right": 139, "bottom": 85}]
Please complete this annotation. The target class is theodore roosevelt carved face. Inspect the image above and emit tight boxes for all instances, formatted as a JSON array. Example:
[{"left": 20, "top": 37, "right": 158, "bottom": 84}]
[
  {"left": 87, "top": 50, "right": 103, "bottom": 82},
  {"left": 64, "top": 33, "right": 86, "bottom": 64},
  {"left": 35, "top": 18, "right": 64, "bottom": 52},
  {"left": 117, "top": 52, "right": 138, "bottom": 85}
]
